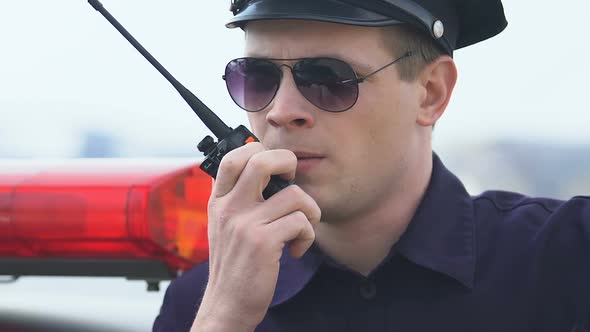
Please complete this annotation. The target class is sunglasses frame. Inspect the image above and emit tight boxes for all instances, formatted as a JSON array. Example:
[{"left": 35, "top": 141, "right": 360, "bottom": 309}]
[{"left": 223, "top": 51, "right": 414, "bottom": 113}]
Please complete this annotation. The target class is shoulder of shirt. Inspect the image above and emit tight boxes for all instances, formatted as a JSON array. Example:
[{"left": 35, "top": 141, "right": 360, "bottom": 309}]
[
  {"left": 472, "top": 190, "right": 590, "bottom": 215},
  {"left": 169, "top": 260, "right": 210, "bottom": 302},
  {"left": 470, "top": 190, "right": 590, "bottom": 243},
  {"left": 154, "top": 260, "right": 210, "bottom": 331},
  {"left": 468, "top": 191, "right": 590, "bottom": 312}
]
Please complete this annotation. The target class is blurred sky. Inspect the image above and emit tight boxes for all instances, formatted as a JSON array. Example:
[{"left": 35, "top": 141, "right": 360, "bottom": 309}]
[{"left": 0, "top": 0, "right": 589, "bottom": 158}]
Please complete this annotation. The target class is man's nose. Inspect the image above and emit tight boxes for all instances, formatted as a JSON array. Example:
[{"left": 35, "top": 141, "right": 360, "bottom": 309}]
[{"left": 265, "top": 66, "right": 316, "bottom": 130}]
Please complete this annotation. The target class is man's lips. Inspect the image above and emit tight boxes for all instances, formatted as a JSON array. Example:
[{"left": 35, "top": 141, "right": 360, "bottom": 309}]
[
  {"left": 293, "top": 151, "right": 325, "bottom": 159},
  {"left": 293, "top": 152, "right": 325, "bottom": 173}
]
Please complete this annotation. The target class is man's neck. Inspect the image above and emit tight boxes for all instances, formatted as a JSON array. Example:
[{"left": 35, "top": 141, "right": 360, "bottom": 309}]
[{"left": 314, "top": 152, "right": 433, "bottom": 276}]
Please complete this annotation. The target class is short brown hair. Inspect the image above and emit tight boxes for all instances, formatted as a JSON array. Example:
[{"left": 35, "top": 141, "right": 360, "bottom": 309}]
[{"left": 381, "top": 25, "right": 445, "bottom": 81}]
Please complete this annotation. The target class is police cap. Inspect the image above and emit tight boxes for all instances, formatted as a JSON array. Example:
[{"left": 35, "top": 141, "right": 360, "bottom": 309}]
[{"left": 226, "top": 0, "right": 508, "bottom": 56}]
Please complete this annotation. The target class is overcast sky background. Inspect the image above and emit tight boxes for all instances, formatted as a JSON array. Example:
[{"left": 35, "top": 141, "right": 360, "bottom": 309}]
[{"left": 0, "top": 0, "right": 589, "bottom": 158}]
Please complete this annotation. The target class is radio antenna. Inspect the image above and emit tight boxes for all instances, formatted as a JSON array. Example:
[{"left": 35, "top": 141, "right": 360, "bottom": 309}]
[{"left": 88, "top": 0, "right": 232, "bottom": 139}]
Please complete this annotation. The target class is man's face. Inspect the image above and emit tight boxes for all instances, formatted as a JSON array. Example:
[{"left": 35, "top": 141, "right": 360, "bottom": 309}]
[{"left": 243, "top": 20, "right": 424, "bottom": 222}]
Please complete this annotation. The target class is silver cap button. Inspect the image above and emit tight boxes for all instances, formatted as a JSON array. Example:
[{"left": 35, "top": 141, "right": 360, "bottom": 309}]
[{"left": 433, "top": 20, "right": 445, "bottom": 39}]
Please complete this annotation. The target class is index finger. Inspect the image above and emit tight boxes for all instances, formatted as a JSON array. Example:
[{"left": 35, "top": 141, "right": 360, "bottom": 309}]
[{"left": 212, "top": 142, "right": 266, "bottom": 198}]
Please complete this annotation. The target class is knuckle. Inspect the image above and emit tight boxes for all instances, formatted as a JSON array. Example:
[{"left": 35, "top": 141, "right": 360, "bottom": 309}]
[
  {"left": 278, "top": 149, "right": 297, "bottom": 164},
  {"left": 232, "top": 220, "right": 249, "bottom": 241},
  {"left": 285, "top": 184, "right": 306, "bottom": 198},
  {"left": 234, "top": 222, "right": 265, "bottom": 249},
  {"left": 282, "top": 185, "right": 322, "bottom": 223},
  {"left": 218, "top": 155, "right": 241, "bottom": 176},
  {"left": 246, "top": 142, "right": 265, "bottom": 151},
  {"left": 248, "top": 153, "right": 271, "bottom": 174},
  {"left": 216, "top": 205, "right": 236, "bottom": 225},
  {"left": 222, "top": 144, "right": 246, "bottom": 161},
  {"left": 286, "top": 186, "right": 321, "bottom": 223},
  {"left": 235, "top": 141, "right": 265, "bottom": 156},
  {"left": 217, "top": 143, "right": 265, "bottom": 175},
  {"left": 292, "top": 210, "right": 307, "bottom": 221},
  {"left": 249, "top": 231, "right": 267, "bottom": 251},
  {"left": 248, "top": 149, "right": 295, "bottom": 175},
  {"left": 311, "top": 208, "right": 322, "bottom": 224},
  {"left": 284, "top": 211, "right": 307, "bottom": 229},
  {"left": 310, "top": 200, "right": 322, "bottom": 221}
]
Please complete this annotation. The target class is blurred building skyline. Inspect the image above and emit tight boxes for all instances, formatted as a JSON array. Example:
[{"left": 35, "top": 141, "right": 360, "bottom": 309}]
[{"left": 1, "top": 130, "right": 588, "bottom": 200}]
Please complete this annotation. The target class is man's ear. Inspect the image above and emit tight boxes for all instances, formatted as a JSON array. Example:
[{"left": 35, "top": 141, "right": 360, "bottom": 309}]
[{"left": 416, "top": 56, "right": 457, "bottom": 127}]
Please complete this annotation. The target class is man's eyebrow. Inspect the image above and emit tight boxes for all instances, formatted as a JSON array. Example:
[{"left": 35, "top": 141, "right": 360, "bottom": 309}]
[
  {"left": 301, "top": 53, "right": 374, "bottom": 74},
  {"left": 243, "top": 53, "right": 374, "bottom": 75},
  {"left": 341, "top": 59, "right": 373, "bottom": 75}
]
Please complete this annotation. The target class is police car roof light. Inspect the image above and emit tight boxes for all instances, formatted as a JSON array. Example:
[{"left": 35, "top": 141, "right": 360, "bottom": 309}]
[{"left": 0, "top": 159, "right": 211, "bottom": 279}]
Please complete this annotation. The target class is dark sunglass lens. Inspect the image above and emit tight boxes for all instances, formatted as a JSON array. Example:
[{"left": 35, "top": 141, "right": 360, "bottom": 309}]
[
  {"left": 293, "top": 58, "right": 358, "bottom": 112},
  {"left": 225, "top": 58, "right": 280, "bottom": 112}
]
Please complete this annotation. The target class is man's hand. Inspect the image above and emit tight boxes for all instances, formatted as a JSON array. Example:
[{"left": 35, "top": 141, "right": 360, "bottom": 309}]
[{"left": 191, "top": 143, "right": 321, "bottom": 332}]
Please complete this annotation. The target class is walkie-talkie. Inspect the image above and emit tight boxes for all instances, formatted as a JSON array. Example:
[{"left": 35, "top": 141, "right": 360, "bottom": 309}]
[{"left": 87, "top": 0, "right": 292, "bottom": 199}]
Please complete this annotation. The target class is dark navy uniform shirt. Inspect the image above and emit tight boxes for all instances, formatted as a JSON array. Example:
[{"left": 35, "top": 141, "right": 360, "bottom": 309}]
[{"left": 153, "top": 154, "right": 590, "bottom": 332}]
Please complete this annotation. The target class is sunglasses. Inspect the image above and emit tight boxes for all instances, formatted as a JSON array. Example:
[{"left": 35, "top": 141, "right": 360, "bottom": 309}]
[{"left": 223, "top": 51, "right": 413, "bottom": 113}]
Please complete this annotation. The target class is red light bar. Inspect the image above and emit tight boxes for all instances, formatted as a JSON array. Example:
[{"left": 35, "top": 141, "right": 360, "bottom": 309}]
[{"left": 0, "top": 159, "right": 211, "bottom": 279}]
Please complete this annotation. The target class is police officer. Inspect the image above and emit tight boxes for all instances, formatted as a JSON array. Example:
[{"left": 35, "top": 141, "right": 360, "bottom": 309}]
[{"left": 153, "top": 0, "right": 590, "bottom": 331}]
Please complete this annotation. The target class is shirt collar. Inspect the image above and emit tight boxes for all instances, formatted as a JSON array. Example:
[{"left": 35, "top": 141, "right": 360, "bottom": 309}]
[
  {"left": 270, "top": 152, "right": 475, "bottom": 307},
  {"left": 395, "top": 153, "right": 476, "bottom": 289}
]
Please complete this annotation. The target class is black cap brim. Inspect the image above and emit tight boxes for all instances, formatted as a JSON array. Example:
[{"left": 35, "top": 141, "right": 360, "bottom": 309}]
[
  {"left": 226, "top": 0, "right": 402, "bottom": 29},
  {"left": 227, "top": 0, "right": 508, "bottom": 55}
]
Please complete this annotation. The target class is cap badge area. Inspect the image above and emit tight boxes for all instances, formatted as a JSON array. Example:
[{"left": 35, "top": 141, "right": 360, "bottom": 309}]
[{"left": 433, "top": 20, "right": 444, "bottom": 39}]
